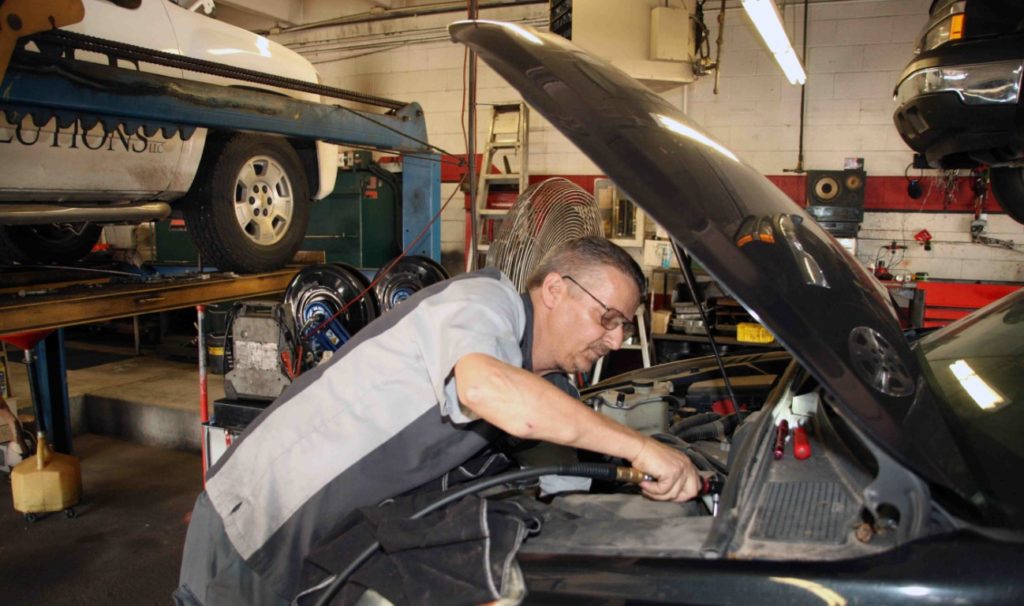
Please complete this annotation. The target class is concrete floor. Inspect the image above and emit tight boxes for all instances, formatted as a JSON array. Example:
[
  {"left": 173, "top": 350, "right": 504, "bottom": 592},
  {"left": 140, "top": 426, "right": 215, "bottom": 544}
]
[
  {"left": 0, "top": 433, "right": 203, "bottom": 604},
  {"left": 4, "top": 340, "right": 224, "bottom": 451},
  {"left": 1, "top": 342, "right": 216, "bottom": 604}
]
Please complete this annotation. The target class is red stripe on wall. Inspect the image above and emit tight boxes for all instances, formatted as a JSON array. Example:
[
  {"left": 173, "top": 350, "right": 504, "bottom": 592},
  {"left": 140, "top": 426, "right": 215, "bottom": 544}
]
[{"left": 515, "top": 173, "right": 1007, "bottom": 214}]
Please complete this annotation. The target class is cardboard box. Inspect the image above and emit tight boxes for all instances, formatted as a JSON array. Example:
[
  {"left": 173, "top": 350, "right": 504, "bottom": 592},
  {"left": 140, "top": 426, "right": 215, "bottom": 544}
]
[
  {"left": 0, "top": 397, "right": 24, "bottom": 444},
  {"left": 651, "top": 310, "right": 672, "bottom": 335}
]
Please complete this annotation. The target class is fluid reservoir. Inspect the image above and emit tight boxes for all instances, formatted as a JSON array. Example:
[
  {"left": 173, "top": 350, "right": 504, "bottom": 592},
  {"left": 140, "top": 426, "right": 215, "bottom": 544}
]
[{"left": 591, "top": 379, "right": 673, "bottom": 435}]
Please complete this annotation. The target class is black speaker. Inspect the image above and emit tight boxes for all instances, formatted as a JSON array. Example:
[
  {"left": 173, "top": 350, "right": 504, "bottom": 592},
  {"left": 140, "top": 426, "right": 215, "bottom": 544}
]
[{"left": 806, "top": 169, "right": 866, "bottom": 224}]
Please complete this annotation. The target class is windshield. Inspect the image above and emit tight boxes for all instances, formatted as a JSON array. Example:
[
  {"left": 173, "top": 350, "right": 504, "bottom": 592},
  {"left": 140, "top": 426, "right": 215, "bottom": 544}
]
[{"left": 916, "top": 290, "right": 1024, "bottom": 530}]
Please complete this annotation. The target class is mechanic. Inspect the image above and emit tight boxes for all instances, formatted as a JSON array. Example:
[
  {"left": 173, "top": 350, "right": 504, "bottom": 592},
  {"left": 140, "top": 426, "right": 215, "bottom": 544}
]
[{"left": 174, "top": 236, "right": 700, "bottom": 605}]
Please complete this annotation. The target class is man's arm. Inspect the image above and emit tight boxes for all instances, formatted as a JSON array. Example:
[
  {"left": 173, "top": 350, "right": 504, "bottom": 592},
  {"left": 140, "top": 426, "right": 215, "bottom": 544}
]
[{"left": 454, "top": 353, "right": 700, "bottom": 502}]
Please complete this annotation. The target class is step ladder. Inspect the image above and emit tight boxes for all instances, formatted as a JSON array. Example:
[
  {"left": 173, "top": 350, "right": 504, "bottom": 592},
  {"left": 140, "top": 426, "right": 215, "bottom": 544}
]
[
  {"left": 591, "top": 304, "right": 651, "bottom": 384},
  {"left": 472, "top": 102, "right": 529, "bottom": 266}
]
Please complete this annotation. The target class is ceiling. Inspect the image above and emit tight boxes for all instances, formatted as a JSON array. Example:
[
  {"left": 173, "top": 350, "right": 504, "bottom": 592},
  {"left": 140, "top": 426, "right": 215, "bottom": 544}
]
[{"left": 203, "top": 0, "right": 543, "bottom": 32}]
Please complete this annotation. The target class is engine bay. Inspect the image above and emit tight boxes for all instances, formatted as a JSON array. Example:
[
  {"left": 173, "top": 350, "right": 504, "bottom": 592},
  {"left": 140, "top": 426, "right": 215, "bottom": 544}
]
[{"left": 511, "top": 353, "right": 941, "bottom": 561}]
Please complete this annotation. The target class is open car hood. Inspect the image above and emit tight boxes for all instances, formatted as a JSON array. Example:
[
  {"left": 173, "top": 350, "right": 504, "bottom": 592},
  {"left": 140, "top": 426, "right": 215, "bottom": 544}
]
[{"left": 450, "top": 20, "right": 952, "bottom": 486}]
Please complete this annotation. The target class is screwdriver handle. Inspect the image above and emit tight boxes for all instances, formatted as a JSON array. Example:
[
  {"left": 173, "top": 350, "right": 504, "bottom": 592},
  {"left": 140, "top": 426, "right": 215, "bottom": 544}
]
[
  {"left": 699, "top": 472, "right": 725, "bottom": 495},
  {"left": 773, "top": 419, "right": 789, "bottom": 460},
  {"left": 793, "top": 426, "right": 812, "bottom": 460}
]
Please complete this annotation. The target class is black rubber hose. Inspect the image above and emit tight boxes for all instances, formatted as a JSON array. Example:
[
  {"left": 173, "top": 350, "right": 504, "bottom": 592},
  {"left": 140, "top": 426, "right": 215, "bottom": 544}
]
[
  {"left": 669, "top": 412, "right": 721, "bottom": 435},
  {"left": 677, "top": 422, "right": 724, "bottom": 443},
  {"left": 650, "top": 433, "right": 717, "bottom": 473},
  {"left": 311, "top": 463, "right": 624, "bottom": 606},
  {"left": 687, "top": 442, "right": 729, "bottom": 474},
  {"left": 676, "top": 414, "right": 740, "bottom": 443}
]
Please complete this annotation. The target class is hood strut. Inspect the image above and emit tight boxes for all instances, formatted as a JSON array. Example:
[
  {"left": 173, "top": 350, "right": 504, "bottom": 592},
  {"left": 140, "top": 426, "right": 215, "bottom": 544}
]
[{"left": 674, "top": 240, "right": 739, "bottom": 409}]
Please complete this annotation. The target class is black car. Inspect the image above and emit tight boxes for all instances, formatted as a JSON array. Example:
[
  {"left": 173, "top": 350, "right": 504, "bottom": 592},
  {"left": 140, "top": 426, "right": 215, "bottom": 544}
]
[
  {"left": 442, "top": 20, "right": 1023, "bottom": 604},
  {"left": 893, "top": 0, "right": 1024, "bottom": 223}
]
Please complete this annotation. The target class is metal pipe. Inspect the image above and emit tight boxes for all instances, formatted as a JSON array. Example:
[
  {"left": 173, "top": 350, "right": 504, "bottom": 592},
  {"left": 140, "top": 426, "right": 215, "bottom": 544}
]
[
  {"left": 787, "top": 0, "right": 809, "bottom": 174},
  {"left": 671, "top": 240, "right": 740, "bottom": 411},
  {"left": 714, "top": 0, "right": 726, "bottom": 95},
  {"left": 796, "top": 0, "right": 808, "bottom": 172},
  {"left": 0, "top": 202, "right": 171, "bottom": 225},
  {"left": 274, "top": 0, "right": 545, "bottom": 34},
  {"left": 197, "top": 304, "right": 209, "bottom": 485},
  {"left": 465, "top": 1, "right": 480, "bottom": 272}
]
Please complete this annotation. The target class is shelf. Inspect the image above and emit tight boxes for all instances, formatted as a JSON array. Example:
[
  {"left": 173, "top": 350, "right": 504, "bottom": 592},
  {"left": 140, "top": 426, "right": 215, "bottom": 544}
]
[{"left": 652, "top": 333, "right": 778, "bottom": 347}]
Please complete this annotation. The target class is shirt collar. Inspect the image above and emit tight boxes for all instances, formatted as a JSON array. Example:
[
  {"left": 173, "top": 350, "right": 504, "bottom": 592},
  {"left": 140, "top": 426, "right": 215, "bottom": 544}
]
[{"left": 519, "top": 292, "right": 534, "bottom": 372}]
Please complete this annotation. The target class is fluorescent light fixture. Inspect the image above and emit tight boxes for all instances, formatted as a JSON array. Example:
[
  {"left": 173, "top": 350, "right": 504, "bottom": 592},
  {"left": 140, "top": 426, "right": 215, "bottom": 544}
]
[
  {"left": 949, "top": 359, "right": 1005, "bottom": 411},
  {"left": 741, "top": 0, "right": 807, "bottom": 85}
]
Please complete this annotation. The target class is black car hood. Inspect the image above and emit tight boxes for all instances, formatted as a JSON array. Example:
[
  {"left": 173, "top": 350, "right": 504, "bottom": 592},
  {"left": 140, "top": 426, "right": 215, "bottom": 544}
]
[{"left": 450, "top": 20, "right": 956, "bottom": 487}]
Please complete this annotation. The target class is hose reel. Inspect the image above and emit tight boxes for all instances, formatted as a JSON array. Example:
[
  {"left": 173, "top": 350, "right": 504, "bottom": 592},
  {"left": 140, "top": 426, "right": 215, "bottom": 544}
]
[
  {"left": 373, "top": 255, "right": 449, "bottom": 312},
  {"left": 283, "top": 263, "right": 380, "bottom": 361}
]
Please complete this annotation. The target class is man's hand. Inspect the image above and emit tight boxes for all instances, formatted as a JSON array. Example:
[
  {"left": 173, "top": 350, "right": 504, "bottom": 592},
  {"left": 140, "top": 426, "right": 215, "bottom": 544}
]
[
  {"left": 632, "top": 438, "right": 700, "bottom": 502},
  {"left": 454, "top": 355, "right": 702, "bottom": 500}
]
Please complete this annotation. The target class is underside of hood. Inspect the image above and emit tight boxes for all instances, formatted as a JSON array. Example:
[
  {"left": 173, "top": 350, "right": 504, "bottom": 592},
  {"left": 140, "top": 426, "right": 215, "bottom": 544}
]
[{"left": 450, "top": 20, "right": 954, "bottom": 487}]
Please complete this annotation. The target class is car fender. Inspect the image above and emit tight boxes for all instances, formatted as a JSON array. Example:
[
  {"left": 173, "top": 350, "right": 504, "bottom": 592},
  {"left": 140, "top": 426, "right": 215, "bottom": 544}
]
[
  {"left": 166, "top": 127, "right": 208, "bottom": 196},
  {"left": 162, "top": 0, "right": 320, "bottom": 103},
  {"left": 162, "top": 0, "right": 337, "bottom": 198},
  {"left": 313, "top": 140, "right": 339, "bottom": 200}
]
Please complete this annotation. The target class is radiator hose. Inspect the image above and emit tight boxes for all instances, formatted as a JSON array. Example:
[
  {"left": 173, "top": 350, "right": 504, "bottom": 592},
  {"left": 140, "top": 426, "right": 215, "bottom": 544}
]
[
  {"left": 675, "top": 413, "right": 740, "bottom": 443},
  {"left": 309, "top": 463, "right": 647, "bottom": 606},
  {"left": 668, "top": 411, "right": 721, "bottom": 434}
]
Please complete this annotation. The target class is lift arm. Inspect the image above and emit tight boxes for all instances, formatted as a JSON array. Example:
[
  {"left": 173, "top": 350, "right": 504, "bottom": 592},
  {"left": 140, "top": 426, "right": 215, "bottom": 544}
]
[
  {"left": 0, "top": 0, "right": 84, "bottom": 81},
  {"left": 1, "top": 56, "right": 431, "bottom": 153}
]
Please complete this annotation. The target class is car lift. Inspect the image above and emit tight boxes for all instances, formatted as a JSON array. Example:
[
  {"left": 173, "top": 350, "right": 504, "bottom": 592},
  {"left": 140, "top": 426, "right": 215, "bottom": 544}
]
[{"left": 0, "top": 3, "right": 444, "bottom": 453}]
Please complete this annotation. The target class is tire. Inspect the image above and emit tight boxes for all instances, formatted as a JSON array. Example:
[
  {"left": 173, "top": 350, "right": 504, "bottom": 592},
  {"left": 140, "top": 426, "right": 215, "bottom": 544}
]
[
  {"left": 990, "top": 167, "right": 1024, "bottom": 225},
  {"left": 0, "top": 223, "right": 103, "bottom": 265},
  {"left": 182, "top": 134, "right": 311, "bottom": 273}
]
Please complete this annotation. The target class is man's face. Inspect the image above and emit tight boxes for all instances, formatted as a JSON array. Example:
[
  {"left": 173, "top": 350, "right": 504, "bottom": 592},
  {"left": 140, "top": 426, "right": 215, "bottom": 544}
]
[{"left": 552, "top": 266, "right": 641, "bottom": 374}]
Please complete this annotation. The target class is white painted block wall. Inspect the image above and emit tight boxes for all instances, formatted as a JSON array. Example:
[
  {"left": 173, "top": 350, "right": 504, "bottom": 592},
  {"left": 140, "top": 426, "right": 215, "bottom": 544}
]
[
  {"left": 273, "top": 0, "right": 1023, "bottom": 281},
  {"left": 687, "top": 0, "right": 926, "bottom": 175},
  {"left": 274, "top": 5, "right": 551, "bottom": 272},
  {"left": 687, "top": 0, "right": 1022, "bottom": 281},
  {"left": 860, "top": 212, "right": 1024, "bottom": 282}
]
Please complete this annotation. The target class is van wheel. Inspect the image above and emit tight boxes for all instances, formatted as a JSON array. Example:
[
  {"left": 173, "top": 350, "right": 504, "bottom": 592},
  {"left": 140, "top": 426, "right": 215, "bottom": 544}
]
[
  {"left": 990, "top": 167, "right": 1024, "bottom": 225},
  {"left": 0, "top": 223, "right": 103, "bottom": 265},
  {"left": 182, "top": 134, "right": 310, "bottom": 273}
]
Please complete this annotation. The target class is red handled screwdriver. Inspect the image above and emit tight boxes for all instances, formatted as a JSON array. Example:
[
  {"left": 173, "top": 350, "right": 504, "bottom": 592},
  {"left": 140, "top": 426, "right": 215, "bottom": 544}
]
[
  {"left": 793, "top": 425, "right": 812, "bottom": 460},
  {"left": 773, "top": 419, "right": 789, "bottom": 460}
]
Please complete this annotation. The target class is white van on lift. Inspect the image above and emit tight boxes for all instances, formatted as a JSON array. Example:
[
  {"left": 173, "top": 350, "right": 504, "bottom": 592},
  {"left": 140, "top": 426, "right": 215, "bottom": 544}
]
[{"left": 0, "top": 0, "right": 338, "bottom": 273}]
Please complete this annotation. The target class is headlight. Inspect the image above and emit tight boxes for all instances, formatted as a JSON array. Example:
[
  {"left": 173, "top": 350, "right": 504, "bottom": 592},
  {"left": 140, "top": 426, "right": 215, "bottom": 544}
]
[
  {"left": 914, "top": 1, "right": 966, "bottom": 54},
  {"left": 895, "top": 60, "right": 1024, "bottom": 106}
]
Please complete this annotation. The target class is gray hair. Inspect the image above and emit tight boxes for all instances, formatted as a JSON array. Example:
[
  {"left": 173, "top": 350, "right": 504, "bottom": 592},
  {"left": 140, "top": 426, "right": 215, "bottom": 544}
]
[{"left": 526, "top": 236, "right": 646, "bottom": 299}]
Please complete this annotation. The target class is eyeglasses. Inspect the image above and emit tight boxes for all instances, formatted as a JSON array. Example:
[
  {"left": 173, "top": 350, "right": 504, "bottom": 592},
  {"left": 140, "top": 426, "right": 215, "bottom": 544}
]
[{"left": 561, "top": 275, "right": 637, "bottom": 339}]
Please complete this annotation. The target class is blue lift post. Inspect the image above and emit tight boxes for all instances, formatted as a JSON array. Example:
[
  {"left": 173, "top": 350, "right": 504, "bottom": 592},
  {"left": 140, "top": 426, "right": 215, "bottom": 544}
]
[
  {"left": 25, "top": 331, "right": 73, "bottom": 454},
  {"left": 2, "top": 52, "right": 444, "bottom": 453},
  {"left": 402, "top": 154, "right": 443, "bottom": 260}
]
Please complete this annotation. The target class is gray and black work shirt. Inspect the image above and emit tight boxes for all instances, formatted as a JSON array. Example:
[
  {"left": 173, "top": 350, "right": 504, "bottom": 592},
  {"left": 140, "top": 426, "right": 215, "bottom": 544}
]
[{"left": 204, "top": 268, "right": 529, "bottom": 597}]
